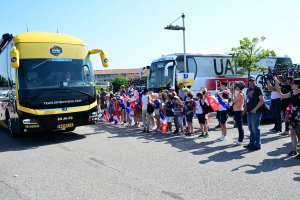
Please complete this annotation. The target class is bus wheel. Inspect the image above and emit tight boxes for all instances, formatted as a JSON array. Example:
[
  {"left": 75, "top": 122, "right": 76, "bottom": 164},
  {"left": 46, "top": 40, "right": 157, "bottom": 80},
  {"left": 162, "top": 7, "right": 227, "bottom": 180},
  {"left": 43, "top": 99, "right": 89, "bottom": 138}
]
[
  {"left": 65, "top": 127, "right": 76, "bottom": 132},
  {"left": 7, "top": 118, "right": 19, "bottom": 138}
]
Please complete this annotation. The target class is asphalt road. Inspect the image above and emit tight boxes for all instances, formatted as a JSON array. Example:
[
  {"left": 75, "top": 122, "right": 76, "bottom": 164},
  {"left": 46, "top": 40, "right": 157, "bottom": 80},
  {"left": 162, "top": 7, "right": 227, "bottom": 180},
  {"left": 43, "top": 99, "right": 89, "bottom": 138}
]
[{"left": 0, "top": 115, "right": 299, "bottom": 200}]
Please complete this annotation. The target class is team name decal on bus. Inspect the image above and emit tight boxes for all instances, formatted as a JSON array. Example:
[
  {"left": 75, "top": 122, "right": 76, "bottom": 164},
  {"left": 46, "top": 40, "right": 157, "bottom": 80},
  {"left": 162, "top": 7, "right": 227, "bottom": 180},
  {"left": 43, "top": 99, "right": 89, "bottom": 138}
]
[
  {"left": 43, "top": 100, "right": 82, "bottom": 105},
  {"left": 49, "top": 45, "right": 63, "bottom": 57},
  {"left": 213, "top": 59, "right": 238, "bottom": 75}
]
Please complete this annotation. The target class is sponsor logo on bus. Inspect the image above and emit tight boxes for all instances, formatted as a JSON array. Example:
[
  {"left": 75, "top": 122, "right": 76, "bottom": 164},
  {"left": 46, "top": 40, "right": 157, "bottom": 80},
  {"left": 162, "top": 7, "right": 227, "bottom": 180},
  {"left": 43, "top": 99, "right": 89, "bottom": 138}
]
[{"left": 49, "top": 45, "right": 63, "bottom": 57}]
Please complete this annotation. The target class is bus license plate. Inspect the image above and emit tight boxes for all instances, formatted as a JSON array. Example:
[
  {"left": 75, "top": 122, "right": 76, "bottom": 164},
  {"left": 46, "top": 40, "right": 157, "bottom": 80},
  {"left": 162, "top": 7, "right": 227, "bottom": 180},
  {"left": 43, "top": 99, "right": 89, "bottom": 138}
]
[{"left": 57, "top": 123, "right": 74, "bottom": 129}]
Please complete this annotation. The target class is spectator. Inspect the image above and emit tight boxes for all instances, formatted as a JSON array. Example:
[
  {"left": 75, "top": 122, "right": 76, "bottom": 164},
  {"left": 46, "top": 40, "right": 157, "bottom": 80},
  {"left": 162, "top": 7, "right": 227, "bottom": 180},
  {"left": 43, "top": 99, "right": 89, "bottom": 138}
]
[
  {"left": 274, "top": 76, "right": 293, "bottom": 136},
  {"left": 178, "top": 82, "right": 186, "bottom": 101},
  {"left": 217, "top": 90, "right": 229, "bottom": 141},
  {"left": 215, "top": 81, "right": 230, "bottom": 128},
  {"left": 230, "top": 81, "right": 245, "bottom": 145},
  {"left": 161, "top": 92, "right": 167, "bottom": 116},
  {"left": 277, "top": 78, "right": 300, "bottom": 158},
  {"left": 185, "top": 93, "right": 196, "bottom": 136},
  {"left": 173, "top": 96, "right": 185, "bottom": 135},
  {"left": 267, "top": 77, "right": 282, "bottom": 133},
  {"left": 133, "top": 86, "right": 140, "bottom": 126},
  {"left": 148, "top": 91, "right": 156, "bottom": 129},
  {"left": 96, "top": 90, "right": 100, "bottom": 114},
  {"left": 169, "top": 86, "right": 177, "bottom": 97},
  {"left": 195, "top": 92, "right": 209, "bottom": 138},
  {"left": 153, "top": 93, "right": 161, "bottom": 131},
  {"left": 243, "top": 76, "right": 265, "bottom": 151},
  {"left": 141, "top": 88, "right": 151, "bottom": 133},
  {"left": 100, "top": 88, "right": 107, "bottom": 116},
  {"left": 109, "top": 82, "right": 113, "bottom": 92},
  {"left": 165, "top": 94, "right": 174, "bottom": 134},
  {"left": 119, "top": 85, "right": 126, "bottom": 96}
]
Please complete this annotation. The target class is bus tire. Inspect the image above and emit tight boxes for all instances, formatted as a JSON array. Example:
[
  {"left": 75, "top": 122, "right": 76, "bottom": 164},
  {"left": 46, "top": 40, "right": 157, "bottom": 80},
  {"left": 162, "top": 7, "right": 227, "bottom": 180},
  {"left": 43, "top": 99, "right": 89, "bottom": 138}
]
[
  {"left": 65, "top": 127, "right": 76, "bottom": 132},
  {"left": 7, "top": 118, "right": 19, "bottom": 138}
]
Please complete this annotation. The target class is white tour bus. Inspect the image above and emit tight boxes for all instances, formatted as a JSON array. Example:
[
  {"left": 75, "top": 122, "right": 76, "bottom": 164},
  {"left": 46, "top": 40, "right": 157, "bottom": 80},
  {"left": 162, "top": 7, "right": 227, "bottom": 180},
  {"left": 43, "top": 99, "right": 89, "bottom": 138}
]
[{"left": 143, "top": 52, "right": 292, "bottom": 95}]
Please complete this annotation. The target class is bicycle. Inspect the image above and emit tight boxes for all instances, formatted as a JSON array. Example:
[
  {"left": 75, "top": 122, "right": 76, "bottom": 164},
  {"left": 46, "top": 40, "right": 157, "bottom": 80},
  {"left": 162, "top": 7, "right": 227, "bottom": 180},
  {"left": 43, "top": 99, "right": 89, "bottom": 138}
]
[{"left": 256, "top": 66, "right": 275, "bottom": 90}]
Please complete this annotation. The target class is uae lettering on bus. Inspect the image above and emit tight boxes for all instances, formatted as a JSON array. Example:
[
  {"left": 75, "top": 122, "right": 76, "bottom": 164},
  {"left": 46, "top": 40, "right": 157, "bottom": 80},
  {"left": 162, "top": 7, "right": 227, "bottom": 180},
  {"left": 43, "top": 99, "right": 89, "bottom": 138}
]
[
  {"left": 213, "top": 59, "right": 241, "bottom": 75},
  {"left": 43, "top": 99, "right": 82, "bottom": 105}
]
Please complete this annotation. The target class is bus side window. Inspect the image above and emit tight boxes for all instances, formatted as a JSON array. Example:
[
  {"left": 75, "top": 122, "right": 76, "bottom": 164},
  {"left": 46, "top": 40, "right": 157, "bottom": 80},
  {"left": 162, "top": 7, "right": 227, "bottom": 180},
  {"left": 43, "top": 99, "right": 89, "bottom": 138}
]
[
  {"left": 176, "top": 60, "right": 184, "bottom": 73},
  {"left": 187, "top": 57, "right": 197, "bottom": 78}
]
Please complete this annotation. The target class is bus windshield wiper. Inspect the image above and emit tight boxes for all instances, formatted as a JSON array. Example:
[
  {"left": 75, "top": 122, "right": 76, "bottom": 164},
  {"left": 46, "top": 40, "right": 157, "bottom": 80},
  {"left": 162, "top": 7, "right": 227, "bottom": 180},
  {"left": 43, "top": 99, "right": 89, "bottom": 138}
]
[{"left": 31, "top": 88, "right": 64, "bottom": 101}]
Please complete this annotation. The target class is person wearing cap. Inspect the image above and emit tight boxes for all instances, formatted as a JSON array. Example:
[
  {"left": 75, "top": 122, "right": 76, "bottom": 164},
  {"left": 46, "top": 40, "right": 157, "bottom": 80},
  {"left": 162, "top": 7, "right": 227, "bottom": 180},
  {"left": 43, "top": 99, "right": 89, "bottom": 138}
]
[
  {"left": 169, "top": 86, "right": 177, "bottom": 97},
  {"left": 217, "top": 90, "right": 230, "bottom": 141},
  {"left": 243, "top": 75, "right": 265, "bottom": 151},
  {"left": 230, "top": 81, "right": 246, "bottom": 145},
  {"left": 215, "top": 82, "right": 230, "bottom": 128}
]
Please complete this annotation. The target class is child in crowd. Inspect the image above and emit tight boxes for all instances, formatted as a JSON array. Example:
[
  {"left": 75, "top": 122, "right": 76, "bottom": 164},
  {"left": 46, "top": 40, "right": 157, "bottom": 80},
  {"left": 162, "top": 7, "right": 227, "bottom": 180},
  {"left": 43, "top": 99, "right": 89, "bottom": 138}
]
[
  {"left": 215, "top": 81, "right": 230, "bottom": 128},
  {"left": 165, "top": 94, "right": 174, "bottom": 134},
  {"left": 148, "top": 91, "right": 156, "bottom": 130},
  {"left": 153, "top": 93, "right": 161, "bottom": 131},
  {"left": 218, "top": 90, "right": 229, "bottom": 141},
  {"left": 185, "top": 93, "right": 196, "bottom": 136},
  {"left": 195, "top": 92, "right": 209, "bottom": 138},
  {"left": 173, "top": 96, "right": 185, "bottom": 135}
]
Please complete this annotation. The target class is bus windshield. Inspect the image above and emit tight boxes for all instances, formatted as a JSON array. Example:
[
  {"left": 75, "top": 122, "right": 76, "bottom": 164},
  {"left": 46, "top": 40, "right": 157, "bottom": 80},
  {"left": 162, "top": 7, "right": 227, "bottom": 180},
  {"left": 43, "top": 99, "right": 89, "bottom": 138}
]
[
  {"left": 18, "top": 58, "right": 95, "bottom": 89},
  {"left": 148, "top": 61, "right": 174, "bottom": 89}
]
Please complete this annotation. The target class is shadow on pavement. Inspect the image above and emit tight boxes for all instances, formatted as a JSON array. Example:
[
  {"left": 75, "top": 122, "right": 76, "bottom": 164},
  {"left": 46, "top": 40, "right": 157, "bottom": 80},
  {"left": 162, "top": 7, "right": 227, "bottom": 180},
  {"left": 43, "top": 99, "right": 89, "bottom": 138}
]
[
  {"left": 0, "top": 126, "right": 85, "bottom": 153},
  {"left": 230, "top": 142, "right": 300, "bottom": 181}
]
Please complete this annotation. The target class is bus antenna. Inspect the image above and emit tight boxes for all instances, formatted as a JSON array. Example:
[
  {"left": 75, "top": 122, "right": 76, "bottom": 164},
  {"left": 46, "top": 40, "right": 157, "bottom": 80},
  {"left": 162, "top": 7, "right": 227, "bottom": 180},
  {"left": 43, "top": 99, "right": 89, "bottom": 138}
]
[{"left": 25, "top": 20, "right": 29, "bottom": 32}]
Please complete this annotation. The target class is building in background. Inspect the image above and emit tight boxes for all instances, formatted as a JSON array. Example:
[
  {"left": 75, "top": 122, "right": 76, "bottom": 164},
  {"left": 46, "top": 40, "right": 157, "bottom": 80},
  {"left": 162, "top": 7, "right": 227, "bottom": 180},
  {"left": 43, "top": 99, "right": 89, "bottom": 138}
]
[{"left": 94, "top": 68, "right": 148, "bottom": 86}]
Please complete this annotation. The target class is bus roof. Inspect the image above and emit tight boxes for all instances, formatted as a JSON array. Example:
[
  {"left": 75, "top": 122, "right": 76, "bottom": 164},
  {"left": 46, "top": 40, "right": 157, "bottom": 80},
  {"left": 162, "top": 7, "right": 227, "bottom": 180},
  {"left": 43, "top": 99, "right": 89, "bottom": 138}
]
[
  {"left": 14, "top": 32, "right": 85, "bottom": 45},
  {"left": 151, "top": 52, "right": 291, "bottom": 63}
]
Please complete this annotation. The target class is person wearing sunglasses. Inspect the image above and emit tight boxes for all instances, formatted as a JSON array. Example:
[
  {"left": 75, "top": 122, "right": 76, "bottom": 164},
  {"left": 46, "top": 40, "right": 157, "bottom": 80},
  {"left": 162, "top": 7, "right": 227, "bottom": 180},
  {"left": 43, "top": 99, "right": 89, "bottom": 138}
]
[
  {"left": 277, "top": 78, "right": 300, "bottom": 159},
  {"left": 243, "top": 76, "right": 265, "bottom": 151}
]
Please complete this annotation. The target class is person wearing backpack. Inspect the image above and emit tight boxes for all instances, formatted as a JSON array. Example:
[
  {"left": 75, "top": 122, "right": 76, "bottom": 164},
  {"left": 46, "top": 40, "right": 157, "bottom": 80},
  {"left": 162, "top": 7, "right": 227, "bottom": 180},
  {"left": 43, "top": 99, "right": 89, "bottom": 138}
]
[
  {"left": 230, "top": 81, "right": 245, "bottom": 145},
  {"left": 196, "top": 92, "right": 209, "bottom": 138},
  {"left": 185, "top": 93, "right": 196, "bottom": 136}
]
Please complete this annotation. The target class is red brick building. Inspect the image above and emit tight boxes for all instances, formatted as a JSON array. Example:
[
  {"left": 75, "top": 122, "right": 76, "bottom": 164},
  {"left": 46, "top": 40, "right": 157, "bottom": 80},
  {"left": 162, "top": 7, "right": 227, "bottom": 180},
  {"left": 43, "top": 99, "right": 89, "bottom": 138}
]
[{"left": 94, "top": 68, "right": 147, "bottom": 85}]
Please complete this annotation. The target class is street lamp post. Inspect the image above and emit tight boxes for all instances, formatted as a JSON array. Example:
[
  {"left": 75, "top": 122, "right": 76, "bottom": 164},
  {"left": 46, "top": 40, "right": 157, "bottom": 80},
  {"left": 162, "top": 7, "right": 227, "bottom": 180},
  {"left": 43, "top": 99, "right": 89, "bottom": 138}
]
[{"left": 164, "top": 13, "right": 186, "bottom": 73}]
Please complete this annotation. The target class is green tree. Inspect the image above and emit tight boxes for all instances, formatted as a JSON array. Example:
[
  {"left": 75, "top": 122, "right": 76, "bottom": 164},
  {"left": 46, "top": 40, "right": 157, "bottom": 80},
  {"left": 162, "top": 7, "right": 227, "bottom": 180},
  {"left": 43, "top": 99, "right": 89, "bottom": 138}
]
[
  {"left": 231, "top": 36, "right": 276, "bottom": 77},
  {"left": 110, "top": 75, "right": 129, "bottom": 93},
  {"left": 95, "top": 85, "right": 109, "bottom": 93}
]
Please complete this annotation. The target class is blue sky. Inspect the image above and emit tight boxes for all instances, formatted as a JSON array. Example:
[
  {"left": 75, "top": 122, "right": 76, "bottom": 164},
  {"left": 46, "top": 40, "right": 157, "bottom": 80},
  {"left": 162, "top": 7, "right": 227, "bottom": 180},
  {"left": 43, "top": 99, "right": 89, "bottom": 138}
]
[{"left": 1, "top": 0, "right": 299, "bottom": 70}]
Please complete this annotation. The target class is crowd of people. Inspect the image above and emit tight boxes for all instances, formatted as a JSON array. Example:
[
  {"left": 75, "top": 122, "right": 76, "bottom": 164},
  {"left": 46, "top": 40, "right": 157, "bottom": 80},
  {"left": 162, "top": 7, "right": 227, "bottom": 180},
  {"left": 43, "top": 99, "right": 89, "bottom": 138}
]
[{"left": 97, "top": 76, "right": 300, "bottom": 158}]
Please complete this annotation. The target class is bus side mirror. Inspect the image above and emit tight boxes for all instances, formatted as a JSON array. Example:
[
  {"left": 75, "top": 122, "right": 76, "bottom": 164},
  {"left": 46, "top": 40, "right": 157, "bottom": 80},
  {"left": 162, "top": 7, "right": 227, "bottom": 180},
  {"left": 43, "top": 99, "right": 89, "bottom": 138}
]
[
  {"left": 89, "top": 49, "right": 109, "bottom": 68},
  {"left": 100, "top": 53, "right": 108, "bottom": 68},
  {"left": 164, "top": 61, "right": 176, "bottom": 77},
  {"left": 10, "top": 46, "right": 19, "bottom": 68},
  {"left": 164, "top": 66, "right": 168, "bottom": 77}
]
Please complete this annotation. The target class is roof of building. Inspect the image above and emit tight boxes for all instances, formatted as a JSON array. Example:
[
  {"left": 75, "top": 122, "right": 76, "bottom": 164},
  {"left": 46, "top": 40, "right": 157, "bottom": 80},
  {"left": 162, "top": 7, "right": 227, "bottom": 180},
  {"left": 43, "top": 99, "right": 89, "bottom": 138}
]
[{"left": 94, "top": 68, "right": 140, "bottom": 75}]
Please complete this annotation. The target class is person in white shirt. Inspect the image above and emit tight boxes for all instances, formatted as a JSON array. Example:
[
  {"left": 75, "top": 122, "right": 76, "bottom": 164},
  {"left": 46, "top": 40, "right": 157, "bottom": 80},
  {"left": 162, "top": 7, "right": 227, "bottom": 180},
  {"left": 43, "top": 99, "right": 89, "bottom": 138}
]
[
  {"left": 141, "top": 88, "right": 151, "bottom": 133},
  {"left": 195, "top": 92, "right": 209, "bottom": 138},
  {"left": 267, "top": 78, "right": 282, "bottom": 133}
]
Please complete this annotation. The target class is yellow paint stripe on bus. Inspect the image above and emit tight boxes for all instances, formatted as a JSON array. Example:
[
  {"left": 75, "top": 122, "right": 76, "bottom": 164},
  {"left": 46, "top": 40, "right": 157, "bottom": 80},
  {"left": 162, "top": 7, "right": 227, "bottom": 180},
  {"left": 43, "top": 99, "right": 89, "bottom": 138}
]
[{"left": 17, "top": 101, "right": 97, "bottom": 115}]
